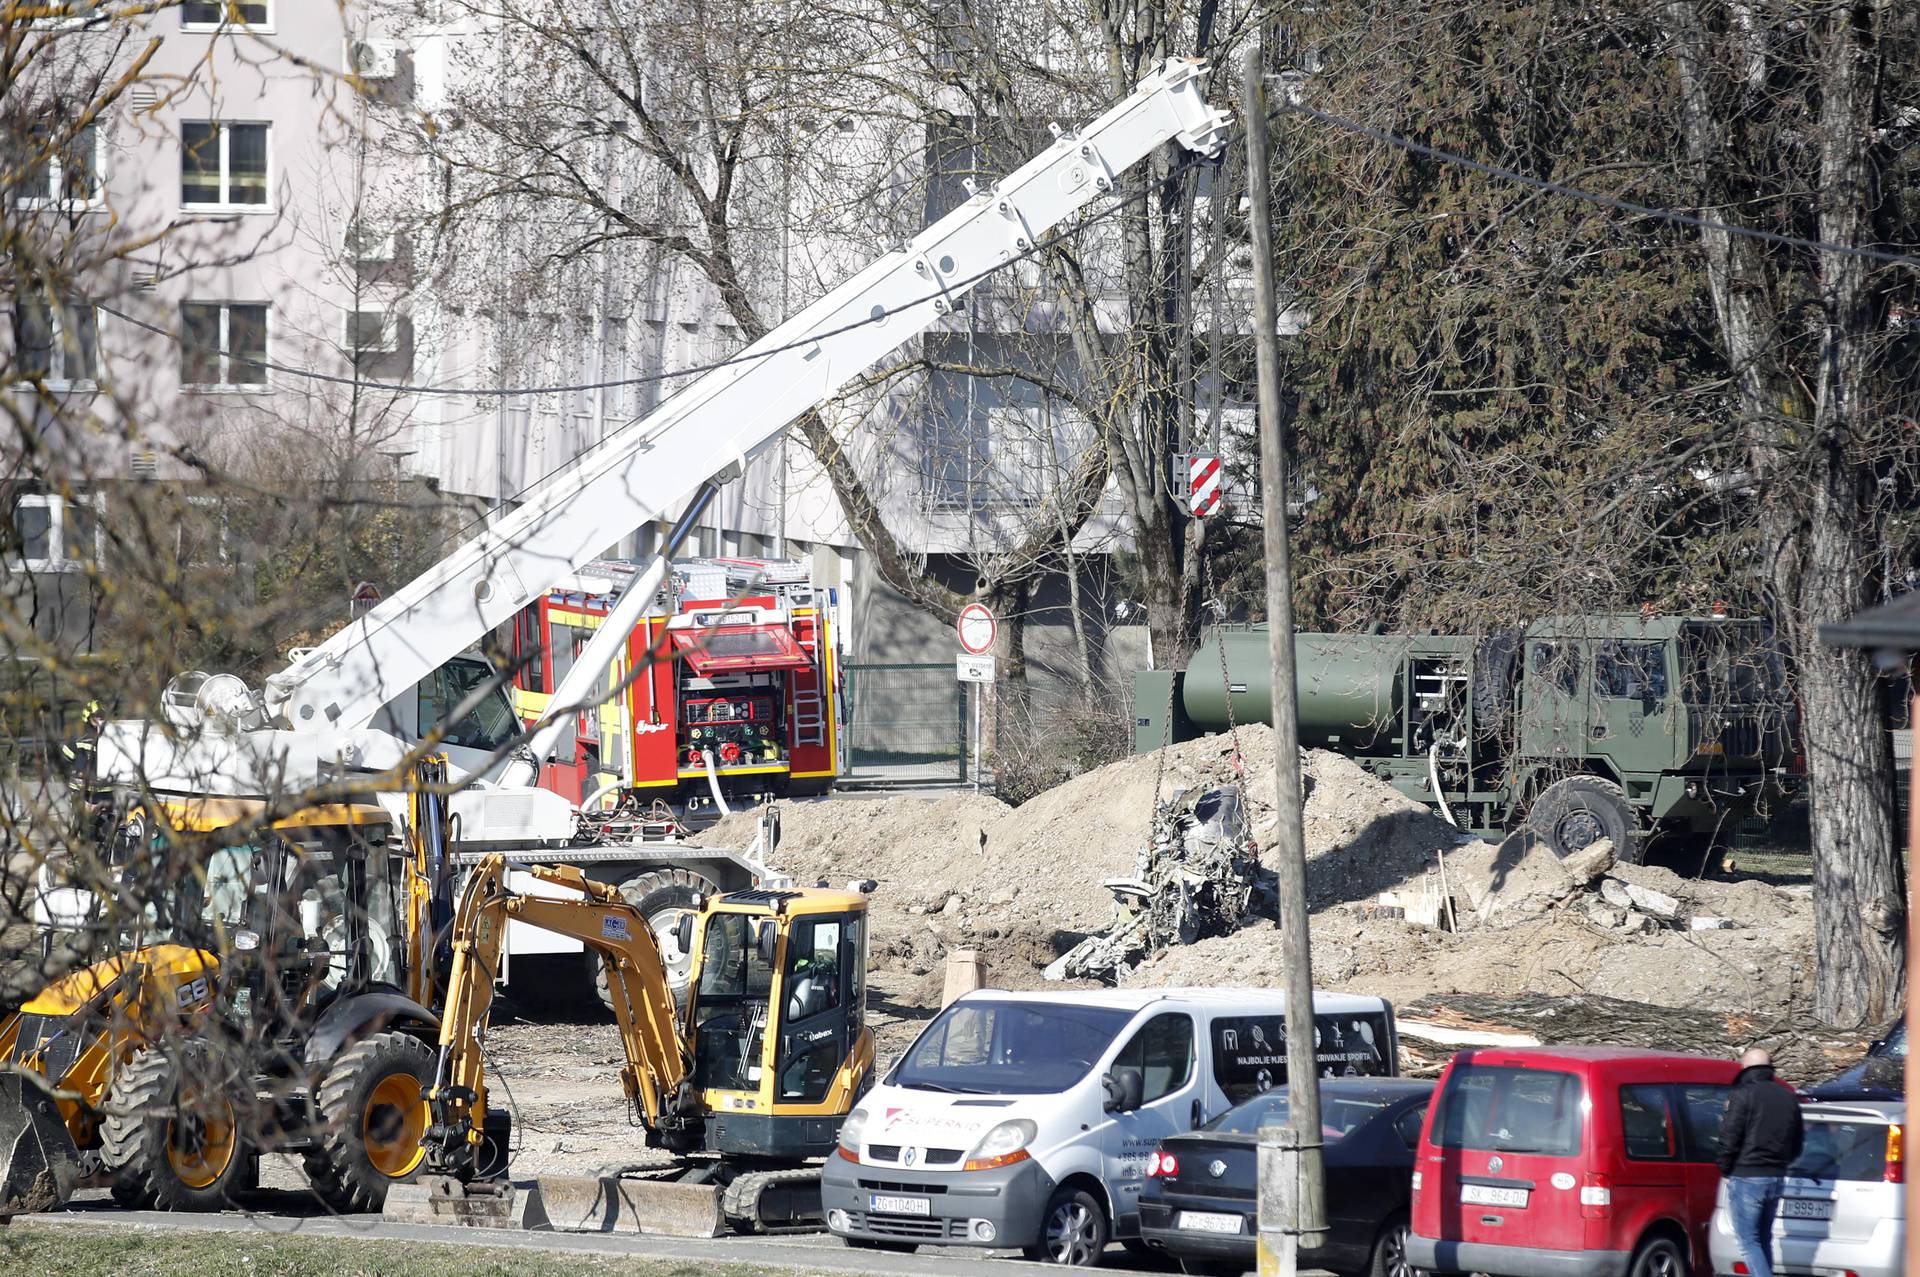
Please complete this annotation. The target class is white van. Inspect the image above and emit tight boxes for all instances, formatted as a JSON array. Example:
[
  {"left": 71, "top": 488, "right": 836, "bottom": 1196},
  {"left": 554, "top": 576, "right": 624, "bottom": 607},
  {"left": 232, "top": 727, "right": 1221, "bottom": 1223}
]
[{"left": 822, "top": 987, "right": 1397, "bottom": 1266}]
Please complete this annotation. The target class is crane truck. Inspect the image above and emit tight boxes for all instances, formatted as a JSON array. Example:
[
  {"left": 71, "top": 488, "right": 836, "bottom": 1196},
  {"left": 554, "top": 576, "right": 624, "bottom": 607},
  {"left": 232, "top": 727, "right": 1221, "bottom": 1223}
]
[{"left": 84, "top": 58, "right": 1229, "bottom": 1010}]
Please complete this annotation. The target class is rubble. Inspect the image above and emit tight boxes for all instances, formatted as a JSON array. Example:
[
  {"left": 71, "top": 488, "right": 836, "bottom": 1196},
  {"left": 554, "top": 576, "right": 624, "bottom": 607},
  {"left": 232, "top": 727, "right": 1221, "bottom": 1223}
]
[{"left": 1043, "top": 785, "right": 1272, "bottom": 983}]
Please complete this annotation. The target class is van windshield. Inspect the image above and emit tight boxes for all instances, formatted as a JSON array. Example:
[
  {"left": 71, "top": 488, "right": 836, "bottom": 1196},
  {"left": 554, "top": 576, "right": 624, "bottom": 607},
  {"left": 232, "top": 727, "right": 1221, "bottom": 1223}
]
[
  {"left": 894, "top": 999, "right": 1135, "bottom": 1095},
  {"left": 1431, "top": 1064, "right": 1583, "bottom": 1156}
]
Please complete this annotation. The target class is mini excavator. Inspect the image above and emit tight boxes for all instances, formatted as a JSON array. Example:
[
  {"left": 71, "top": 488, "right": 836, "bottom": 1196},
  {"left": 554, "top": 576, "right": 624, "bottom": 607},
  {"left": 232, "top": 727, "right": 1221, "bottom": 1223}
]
[{"left": 406, "top": 854, "right": 873, "bottom": 1231}]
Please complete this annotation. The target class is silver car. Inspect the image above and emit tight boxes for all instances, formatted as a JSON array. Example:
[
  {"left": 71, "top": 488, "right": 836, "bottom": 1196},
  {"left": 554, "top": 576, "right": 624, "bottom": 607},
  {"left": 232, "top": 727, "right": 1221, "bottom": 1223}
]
[{"left": 1708, "top": 1100, "right": 1905, "bottom": 1277}]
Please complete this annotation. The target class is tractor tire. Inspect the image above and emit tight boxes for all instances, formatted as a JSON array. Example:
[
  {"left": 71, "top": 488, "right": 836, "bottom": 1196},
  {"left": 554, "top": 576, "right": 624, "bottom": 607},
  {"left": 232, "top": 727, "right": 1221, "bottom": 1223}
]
[
  {"left": 1471, "top": 629, "right": 1524, "bottom": 741},
  {"left": 1529, "top": 775, "right": 1641, "bottom": 864},
  {"left": 590, "top": 868, "right": 717, "bottom": 1015},
  {"left": 100, "top": 1045, "right": 250, "bottom": 1212},
  {"left": 302, "top": 1031, "right": 435, "bottom": 1214}
]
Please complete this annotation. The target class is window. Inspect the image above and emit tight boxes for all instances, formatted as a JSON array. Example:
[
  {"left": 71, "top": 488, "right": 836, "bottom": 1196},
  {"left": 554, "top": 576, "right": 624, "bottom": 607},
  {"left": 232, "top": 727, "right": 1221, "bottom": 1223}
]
[
  {"left": 1792, "top": 1117, "right": 1894, "bottom": 1182},
  {"left": 1394, "top": 1103, "right": 1429, "bottom": 1150},
  {"left": 11, "top": 494, "right": 100, "bottom": 567},
  {"left": 1431, "top": 1064, "right": 1583, "bottom": 1156},
  {"left": 344, "top": 308, "right": 397, "bottom": 359},
  {"left": 1528, "top": 642, "right": 1578, "bottom": 696},
  {"left": 182, "top": 1, "right": 268, "bottom": 27},
  {"left": 895, "top": 999, "right": 1134, "bottom": 1095},
  {"left": 1202, "top": 1090, "right": 1399, "bottom": 1143},
  {"left": 181, "top": 122, "right": 268, "bottom": 207},
  {"left": 181, "top": 302, "right": 267, "bottom": 387},
  {"left": 1595, "top": 641, "right": 1669, "bottom": 700},
  {"left": 1678, "top": 1084, "right": 1730, "bottom": 1161},
  {"left": 12, "top": 299, "right": 98, "bottom": 383},
  {"left": 1619, "top": 1085, "right": 1677, "bottom": 1160},
  {"left": 785, "top": 918, "right": 842, "bottom": 1022},
  {"left": 1112, "top": 1013, "right": 1194, "bottom": 1104},
  {"left": 417, "top": 658, "right": 520, "bottom": 752},
  {"left": 10, "top": 123, "right": 100, "bottom": 205}
]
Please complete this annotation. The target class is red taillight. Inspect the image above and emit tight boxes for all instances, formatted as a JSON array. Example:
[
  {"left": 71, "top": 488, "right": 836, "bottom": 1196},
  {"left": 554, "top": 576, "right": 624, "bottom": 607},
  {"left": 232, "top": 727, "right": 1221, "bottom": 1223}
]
[
  {"left": 1731, "top": 1265, "right": 1749, "bottom": 1275},
  {"left": 1148, "top": 1150, "right": 1179, "bottom": 1178},
  {"left": 1886, "top": 1123, "right": 1903, "bottom": 1183},
  {"left": 1579, "top": 1172, "right": 1612, "bottom": 1219}
]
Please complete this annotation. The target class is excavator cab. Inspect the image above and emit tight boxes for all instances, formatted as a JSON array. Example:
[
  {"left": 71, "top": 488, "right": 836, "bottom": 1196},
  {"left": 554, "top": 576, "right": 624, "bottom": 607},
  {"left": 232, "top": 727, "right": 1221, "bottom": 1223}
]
[{"left": 685, "top": 889, "right": 872, "bottom": 1161}]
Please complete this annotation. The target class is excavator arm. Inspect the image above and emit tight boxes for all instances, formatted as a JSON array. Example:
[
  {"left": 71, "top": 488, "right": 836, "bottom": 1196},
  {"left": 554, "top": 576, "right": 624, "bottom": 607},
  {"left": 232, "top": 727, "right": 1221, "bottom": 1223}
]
[{"left": 426, "top": 855, "right": 694, "bottom": 1170}]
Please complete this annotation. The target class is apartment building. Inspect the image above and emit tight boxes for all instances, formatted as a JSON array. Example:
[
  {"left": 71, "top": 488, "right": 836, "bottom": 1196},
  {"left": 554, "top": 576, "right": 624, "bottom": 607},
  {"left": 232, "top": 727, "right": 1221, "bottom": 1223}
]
[{"left": 8, "top": 2, "right": 1175, "bottom": 712}]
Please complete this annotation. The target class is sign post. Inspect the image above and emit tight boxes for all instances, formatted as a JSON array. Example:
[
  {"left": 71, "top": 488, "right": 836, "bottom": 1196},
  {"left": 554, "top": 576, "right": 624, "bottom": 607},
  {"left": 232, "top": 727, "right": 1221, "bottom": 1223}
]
[{"left": 955, "top": 604, "right": 997, "bottom": 790}]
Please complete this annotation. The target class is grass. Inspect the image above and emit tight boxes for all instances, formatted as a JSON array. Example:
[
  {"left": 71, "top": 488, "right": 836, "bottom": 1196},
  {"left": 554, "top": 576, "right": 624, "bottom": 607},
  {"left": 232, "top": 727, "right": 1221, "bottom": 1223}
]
[{"left": 0, "top": 1222, "right": 794, "bottom": 1277}]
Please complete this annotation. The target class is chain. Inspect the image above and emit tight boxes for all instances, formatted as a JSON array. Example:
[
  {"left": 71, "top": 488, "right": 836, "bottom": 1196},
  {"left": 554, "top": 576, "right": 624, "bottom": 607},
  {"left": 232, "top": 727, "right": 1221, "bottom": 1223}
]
[{"left": 1205, "top": 552, "right": 1246, "bottom": 781}]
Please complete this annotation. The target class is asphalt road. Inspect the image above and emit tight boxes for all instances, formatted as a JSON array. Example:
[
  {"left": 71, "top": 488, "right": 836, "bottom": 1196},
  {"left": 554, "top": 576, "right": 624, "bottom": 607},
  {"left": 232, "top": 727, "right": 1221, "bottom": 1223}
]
[{"left": 38, "top": 1188, "right": 1216, "bottom": 1275}]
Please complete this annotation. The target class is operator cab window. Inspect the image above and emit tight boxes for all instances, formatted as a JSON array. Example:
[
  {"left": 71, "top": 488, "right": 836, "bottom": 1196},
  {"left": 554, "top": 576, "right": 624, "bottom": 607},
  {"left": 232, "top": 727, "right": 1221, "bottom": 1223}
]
[
  {"left": 1594, "top": 641, "right": 1668, "bottom": 700},
  {"left": 418, "top": 659, "right": 520, "bottom": 753},
  {"left": 692, "top": 912, "right": 778, "bottom": 1091}
]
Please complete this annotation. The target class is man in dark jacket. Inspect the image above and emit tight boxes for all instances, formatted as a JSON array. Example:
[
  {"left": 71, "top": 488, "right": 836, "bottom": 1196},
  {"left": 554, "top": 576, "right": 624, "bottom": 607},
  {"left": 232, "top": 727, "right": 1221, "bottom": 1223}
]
[{"left": 1717, "top": 1048, "right": 1804, "bottom": 1277}]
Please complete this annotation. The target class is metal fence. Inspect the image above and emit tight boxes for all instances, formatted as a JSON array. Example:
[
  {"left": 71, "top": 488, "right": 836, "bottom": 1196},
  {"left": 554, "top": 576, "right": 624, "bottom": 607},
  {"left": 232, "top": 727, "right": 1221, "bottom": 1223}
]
[{"left": 842, "top": 662, "right": 966, "bottom": 785}]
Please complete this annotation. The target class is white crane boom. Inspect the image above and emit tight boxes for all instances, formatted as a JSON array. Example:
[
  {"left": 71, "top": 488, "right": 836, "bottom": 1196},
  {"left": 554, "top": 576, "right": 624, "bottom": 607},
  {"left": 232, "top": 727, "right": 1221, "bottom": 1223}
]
[{"left": 264, "top": 58, "right": 1229, "bottom": 735}]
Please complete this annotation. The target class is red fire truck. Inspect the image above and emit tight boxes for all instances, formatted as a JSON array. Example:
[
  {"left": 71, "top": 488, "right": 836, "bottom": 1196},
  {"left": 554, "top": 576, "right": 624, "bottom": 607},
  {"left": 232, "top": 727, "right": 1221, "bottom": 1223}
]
[{"left": 502, "top": 557, "right": 845, "bottom": 812}]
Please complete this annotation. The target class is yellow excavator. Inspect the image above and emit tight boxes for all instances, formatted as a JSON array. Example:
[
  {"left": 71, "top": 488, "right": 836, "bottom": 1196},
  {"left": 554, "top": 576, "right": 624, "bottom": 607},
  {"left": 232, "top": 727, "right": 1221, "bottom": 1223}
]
[
  {"left": 409, "top": 853, "right": 873, "bottom": 1231},
  {"left": 0, "top": 760, "right": 489, "bottom": 1216}
]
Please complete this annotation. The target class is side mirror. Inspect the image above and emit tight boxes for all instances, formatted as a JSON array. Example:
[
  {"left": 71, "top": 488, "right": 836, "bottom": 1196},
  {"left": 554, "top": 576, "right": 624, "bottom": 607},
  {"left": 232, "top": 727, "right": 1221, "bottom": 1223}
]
[
  {"left": 675, "top": 913, "right": 696, "bottom": 957},
  {"left": 1103, "top": 1067, "right": 1145, "bottom": 1113},
  {"left": 757, "top": 920, "right": 779, "bottom": 967}
]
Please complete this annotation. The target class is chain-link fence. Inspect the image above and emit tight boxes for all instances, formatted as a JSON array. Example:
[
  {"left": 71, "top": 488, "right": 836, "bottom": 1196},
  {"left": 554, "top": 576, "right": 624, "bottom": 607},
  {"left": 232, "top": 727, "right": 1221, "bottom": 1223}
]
[{"left": 842, "top": 663, "right": 966, "bottom": 784}]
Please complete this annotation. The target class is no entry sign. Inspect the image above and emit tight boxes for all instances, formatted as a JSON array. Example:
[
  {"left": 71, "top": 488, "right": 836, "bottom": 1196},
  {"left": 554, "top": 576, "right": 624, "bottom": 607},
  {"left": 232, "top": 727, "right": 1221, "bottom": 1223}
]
[{"left": 956, "top": 602, "right": 997, "bottom": 655}]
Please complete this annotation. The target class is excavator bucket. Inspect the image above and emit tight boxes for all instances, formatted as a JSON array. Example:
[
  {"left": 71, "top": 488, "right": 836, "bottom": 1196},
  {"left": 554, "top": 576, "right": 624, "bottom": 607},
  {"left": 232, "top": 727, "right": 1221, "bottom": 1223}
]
[{"left": 0, "top": 1070, "right": 82, "bottom": 1215}]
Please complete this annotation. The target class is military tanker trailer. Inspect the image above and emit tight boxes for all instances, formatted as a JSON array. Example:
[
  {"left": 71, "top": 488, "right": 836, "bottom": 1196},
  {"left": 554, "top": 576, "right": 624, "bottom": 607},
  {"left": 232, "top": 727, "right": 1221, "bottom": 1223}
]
[{"left": 1134, "top": 614, "right": 1797, "bottom": 862}]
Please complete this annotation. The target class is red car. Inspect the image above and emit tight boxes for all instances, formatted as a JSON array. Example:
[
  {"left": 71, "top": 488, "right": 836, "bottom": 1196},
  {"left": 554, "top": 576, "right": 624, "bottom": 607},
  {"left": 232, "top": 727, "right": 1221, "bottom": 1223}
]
[{"left": 1409, "top": 1046, "right": 1750, "bottom": 1277}]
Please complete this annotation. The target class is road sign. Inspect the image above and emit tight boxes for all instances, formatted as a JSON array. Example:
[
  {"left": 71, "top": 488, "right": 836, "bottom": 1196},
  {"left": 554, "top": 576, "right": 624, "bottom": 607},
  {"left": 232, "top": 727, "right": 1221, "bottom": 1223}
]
[
  {"left": 956, "top": 653, "right": 996, "bottom": 683},
  {"left": 350, "top": 581, "right": 382, "bottom": 617},
  {"left": 956, "top": 602, "right": 997, "bottom": 655},
  {"left": 1188, "top": 454, "right": 1223, "bottom": 518}
]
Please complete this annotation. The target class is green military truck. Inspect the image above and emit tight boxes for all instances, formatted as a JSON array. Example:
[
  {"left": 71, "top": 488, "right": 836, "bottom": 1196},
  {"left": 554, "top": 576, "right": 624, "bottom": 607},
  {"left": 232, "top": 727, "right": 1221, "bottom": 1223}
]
[{"left": 1134, "top": 614, "right": 1796, "bottom": 863}]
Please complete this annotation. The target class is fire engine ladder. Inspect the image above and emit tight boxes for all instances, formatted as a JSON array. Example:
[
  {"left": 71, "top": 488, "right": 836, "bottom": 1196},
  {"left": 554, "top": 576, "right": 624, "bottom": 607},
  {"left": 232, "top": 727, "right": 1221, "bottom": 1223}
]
[{"left": 790, "top": 619, "right": 827, "bottom": 748}]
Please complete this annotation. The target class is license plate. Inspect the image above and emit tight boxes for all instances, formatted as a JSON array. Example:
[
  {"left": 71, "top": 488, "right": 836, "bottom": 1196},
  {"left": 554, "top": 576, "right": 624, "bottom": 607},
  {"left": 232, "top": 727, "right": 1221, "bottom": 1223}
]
[
  {"left": 1177, "top": 1211, "right": 1245, "bottom": 1235},
  {"left": 1462, "top": 1183, "right": 1529, "bottom": 1208},
  {"left": 1778, "top": 1198, "right": 1833, "bottom": 1220},
  {"left": 868, "top": 1194, "right": 931, "bottom": 1217}
]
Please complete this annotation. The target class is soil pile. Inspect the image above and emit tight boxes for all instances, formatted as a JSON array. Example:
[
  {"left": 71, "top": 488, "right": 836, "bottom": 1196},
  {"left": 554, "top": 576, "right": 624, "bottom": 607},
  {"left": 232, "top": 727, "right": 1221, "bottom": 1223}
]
[{"left": 707, "top": 726, "right": 1502, "bottom": 1001}]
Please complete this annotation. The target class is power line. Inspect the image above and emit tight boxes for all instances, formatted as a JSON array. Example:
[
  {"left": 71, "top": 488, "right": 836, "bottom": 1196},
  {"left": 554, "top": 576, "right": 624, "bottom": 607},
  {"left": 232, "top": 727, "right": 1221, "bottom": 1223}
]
[
  {"left": 1279, "top": 99, "right": 1920, "bottom": 272},
  {"left": 97, "top": 143, "right": 1215, "bottom": 401}
]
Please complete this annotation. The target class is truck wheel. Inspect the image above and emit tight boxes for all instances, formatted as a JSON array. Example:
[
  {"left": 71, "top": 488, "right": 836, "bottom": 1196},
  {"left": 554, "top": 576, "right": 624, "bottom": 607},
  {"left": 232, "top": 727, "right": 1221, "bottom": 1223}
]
[
  {"left": 1529, "top": 775, "right": 1639, "bottom": 863},
  {"left": 1471, "top": 629, "right": 1523, "bottom": 741},
  {"left": 302, "top": 1031, "right": 434, "bottom": 1213},
  {"left": 591, "top": 868, "right": 717, "bottom": 1014},
  {"left": 1024, "top": 1184, "right": 1110, "bottom": 1265},
  {"left": 101, "top": 1045, "right": 250, "bottom": 1211}
]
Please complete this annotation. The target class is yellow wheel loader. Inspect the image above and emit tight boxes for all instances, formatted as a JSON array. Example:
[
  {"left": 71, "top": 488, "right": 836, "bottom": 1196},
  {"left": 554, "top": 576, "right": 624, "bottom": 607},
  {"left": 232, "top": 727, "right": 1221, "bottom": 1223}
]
[
  {"left": 0, "top": 779, "right": 485, "bottom": 1216},
  {"left": 409, "top": 854, "right": 872, "bottom": 1231}
]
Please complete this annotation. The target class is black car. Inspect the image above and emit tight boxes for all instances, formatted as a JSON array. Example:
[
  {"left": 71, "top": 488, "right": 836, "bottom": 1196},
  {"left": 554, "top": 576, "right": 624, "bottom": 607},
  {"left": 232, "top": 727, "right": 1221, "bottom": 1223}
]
[
  {"left": 1803, "top": 1017, "right": 1905, "bottom": 1100},
  {"left": 1138, "top": 1078, "right": 1434, "bottom": 1277}
]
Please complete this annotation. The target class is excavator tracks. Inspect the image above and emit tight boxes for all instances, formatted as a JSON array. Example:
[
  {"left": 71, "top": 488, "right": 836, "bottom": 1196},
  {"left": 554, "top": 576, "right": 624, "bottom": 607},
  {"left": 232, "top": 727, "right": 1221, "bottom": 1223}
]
[{"left": 720, "top": 1166, "right": 825, "bottom": 1233}]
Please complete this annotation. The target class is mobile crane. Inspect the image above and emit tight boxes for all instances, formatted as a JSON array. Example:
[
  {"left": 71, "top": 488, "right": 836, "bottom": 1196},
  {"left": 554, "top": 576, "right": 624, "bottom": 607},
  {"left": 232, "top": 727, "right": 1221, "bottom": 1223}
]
[{"left": 410, "top": 855, "right": 871, "bottom": 1230}]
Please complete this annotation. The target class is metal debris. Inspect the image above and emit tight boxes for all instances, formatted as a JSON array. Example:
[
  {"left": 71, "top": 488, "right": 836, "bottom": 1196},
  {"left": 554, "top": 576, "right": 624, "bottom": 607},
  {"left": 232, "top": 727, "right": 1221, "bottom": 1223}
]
[{"left": 1044, "top": 785, "right": 1274, "bottom": 983}]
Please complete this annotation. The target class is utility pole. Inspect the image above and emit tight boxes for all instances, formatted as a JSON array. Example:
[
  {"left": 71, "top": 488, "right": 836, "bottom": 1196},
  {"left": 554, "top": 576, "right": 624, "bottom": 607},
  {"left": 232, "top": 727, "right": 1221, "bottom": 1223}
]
[{"left": 1242, "top": 43, "right": 1326, "bottom": 1277}]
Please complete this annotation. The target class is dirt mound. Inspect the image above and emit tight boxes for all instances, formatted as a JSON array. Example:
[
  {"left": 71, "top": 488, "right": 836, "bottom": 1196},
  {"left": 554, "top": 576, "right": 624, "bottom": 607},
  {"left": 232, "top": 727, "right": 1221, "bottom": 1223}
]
[{"left": 1126, "top": 896, "right": 1813, "bottom": 1024}]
